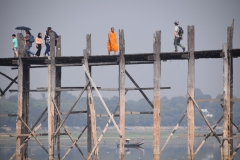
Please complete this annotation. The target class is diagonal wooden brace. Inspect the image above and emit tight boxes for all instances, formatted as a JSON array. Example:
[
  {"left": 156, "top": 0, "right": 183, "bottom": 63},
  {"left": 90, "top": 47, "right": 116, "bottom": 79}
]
[
  {"left": 125, "top": 70, "right": 153, "bottom": 108},
  {"left": 188, "top": 93, "right": 221, "bottom": 143},
  {"left": 54, "top": 81, "right": 89, "bottom": 135},
  {"left": 62, "top": 124, "right": 89, "bottom": 160},
  {"left": 83, "top": 64, "right": 122, "bottom": 136},
  {"left": 17, "top": 115, "right": 48, "bottom": 153},
  {"left": 51, "top": 97, "right": 87, "bottom": 160}
]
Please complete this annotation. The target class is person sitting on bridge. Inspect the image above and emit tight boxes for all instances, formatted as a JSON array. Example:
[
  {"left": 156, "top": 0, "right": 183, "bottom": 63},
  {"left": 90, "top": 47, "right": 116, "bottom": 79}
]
[{"left": 107, "top": 27, "right": 118, "bottom": 55}]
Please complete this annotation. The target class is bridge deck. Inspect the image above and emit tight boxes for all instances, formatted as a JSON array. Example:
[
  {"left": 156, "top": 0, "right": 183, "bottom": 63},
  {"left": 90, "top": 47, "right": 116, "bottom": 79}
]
[{"left": 0, "top": 49, "right": 240, "bottom": 67}]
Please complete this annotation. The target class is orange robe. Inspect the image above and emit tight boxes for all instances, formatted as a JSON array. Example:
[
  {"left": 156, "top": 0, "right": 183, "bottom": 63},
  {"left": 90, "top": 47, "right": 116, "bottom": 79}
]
[{"left": 107, "top": 32, "right": 118, "bottom": 52}]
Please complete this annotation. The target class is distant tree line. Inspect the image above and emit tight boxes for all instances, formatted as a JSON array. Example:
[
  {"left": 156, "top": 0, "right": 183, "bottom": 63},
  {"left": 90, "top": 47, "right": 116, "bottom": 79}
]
[{"left": 0, "top": 88, "right": 239, "bottom": 131}]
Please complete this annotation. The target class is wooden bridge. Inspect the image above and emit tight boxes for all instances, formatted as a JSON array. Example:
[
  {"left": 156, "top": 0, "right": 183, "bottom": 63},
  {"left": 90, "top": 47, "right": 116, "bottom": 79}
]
[{"left": 0, "top": 21, "right": 240, "bottom": 160}]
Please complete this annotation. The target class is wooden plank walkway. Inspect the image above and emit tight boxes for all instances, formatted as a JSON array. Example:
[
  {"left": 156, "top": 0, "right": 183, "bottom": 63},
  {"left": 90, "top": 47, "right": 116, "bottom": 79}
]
[{"left": 1, "top": 49, "right": 240, "bottom": 67}]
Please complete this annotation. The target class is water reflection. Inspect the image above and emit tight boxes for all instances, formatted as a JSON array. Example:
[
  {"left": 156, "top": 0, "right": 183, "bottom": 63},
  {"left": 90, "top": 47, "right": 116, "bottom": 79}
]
[{"left": 0, "top": 140, "right": 239, "bottom": 160}]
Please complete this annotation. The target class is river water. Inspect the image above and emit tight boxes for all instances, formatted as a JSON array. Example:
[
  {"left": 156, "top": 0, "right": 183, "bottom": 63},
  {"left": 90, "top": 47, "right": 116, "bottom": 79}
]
[{"left": 0, "top": 138, "right": 239, "bottom": 160}]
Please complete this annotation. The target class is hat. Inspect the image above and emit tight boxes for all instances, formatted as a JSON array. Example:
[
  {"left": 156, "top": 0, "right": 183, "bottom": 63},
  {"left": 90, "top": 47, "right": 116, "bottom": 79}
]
[
  {"left": 47, "top": 27, "right": 52, "bottom": 31},
  {"left": 174, "top": 21, "right": 179, "bottom": 25}
]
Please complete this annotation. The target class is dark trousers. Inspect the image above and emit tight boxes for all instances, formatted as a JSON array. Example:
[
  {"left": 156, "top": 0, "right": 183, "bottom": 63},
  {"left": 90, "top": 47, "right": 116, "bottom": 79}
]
[
  {"left": 36, "top": 44, "right": 42, "bottom": 56},
  {"left": 44, "top": 43, "right": 50, "bottom": 56},
  {"left": 174, "top": 37, "right": 185, "bottom": 51}
]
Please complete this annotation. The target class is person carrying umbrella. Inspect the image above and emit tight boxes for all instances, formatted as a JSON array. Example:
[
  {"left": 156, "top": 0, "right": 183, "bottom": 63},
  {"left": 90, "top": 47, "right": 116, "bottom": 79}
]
[{"left": 24, "top": 30, "right": 35, "bottom": 57}]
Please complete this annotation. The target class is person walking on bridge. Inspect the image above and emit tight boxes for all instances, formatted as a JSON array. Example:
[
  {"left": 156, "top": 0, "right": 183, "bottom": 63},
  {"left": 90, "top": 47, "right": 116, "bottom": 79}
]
[
  {"left": 173, "top": 21, "right": 185, "bottom": 52},
  {"left": 107, "top": 27, "right": 118, "bottom": 55}
]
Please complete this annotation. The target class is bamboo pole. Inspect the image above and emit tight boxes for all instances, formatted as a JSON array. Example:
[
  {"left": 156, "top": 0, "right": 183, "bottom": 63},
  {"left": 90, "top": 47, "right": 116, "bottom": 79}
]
[
  {"left": 222, "top": 43, "right": 231, "bottom": 160},
  {"left": 187, "top": 26, "right": 195, "bottom": 160},
  {"left": 153, "top": 30, "right": 161, "bottom": 160}
]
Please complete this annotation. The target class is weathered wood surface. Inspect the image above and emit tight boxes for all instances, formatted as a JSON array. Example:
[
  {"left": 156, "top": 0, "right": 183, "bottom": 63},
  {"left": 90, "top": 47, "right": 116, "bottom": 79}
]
[
  {"left": 84, "top": 49, "right": 99, "bottom": 160},
  {"left": 222, "top": 43, "right": 231, "bottom": 160},
  {"left": 1, "top": 49, "right": 240, "bottom": 67},
  {"left": 119, "top": 29, "right": 126, "bottom": 160},
  {"left": 16, "top": 58, "right": 23, "bottom": 160},
  {"left": 55, "top": 35, "right": 62, "bottom": 160},
  {"left": 153, "top": 30, "right": 161, "bottom": 160},
  {"left": 47, "top": 32, "right": 56, "bottom": 160},
  {"left": 227, "top": 20, "right": 234, "bottom": 157},
  {"left": 187, "top": 25, "right": 195, "bottom": 160},
  {"left": 22, "top": 64, "right": 30, "bottom": 159}
]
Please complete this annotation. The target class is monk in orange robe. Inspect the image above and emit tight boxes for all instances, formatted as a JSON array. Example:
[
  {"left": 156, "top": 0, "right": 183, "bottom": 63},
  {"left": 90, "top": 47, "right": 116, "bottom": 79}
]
[{"left": 107, "top": 27, "right": 118, "bottom": 55}]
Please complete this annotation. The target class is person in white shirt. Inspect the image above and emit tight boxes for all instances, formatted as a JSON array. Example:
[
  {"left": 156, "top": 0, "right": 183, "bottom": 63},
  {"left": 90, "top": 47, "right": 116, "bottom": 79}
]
[{"left": 174, "top": 21, "right": 185, "bottom": 52}]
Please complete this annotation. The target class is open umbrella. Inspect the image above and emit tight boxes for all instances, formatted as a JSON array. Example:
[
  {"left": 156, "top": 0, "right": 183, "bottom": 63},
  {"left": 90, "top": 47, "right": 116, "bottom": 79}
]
[{"left": 15, "top": 26, "right": 31, "bottom": 30}]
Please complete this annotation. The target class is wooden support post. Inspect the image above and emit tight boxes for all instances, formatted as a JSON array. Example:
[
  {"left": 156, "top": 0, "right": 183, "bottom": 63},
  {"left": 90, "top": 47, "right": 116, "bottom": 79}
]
[
  {"left": 84, "top": 48, "right": 99, "bottom": 160},
  {"left": 17, "top": 33, "right": 25, "bottom": 57},
  {"left": 55, "top": 35, "right": 61, "bottom": 160},
  {"left": 119, "top": 29, "right": 125, "bottom": 160},
  {"left": 47, "top": 32, "right": 56, "bottom": 160},
  {"left": 153, "top": 30, "right": 161, "bottom": 160},
  {"left": 22, "top": 64, "right": 30, "bottom": 160},
  {"left": 222, "top": 43, "right": 231, "bottom": 160},
  {"left": 16, "top": 33, "right": 25, "bottom": 160},
  {"left": 187, "top": 26, "right": 195, "bottom": 160},
  {"left": 85, "top": 34, "right": 93, "bottom": 159},
  {"left": 227, "top": 20, "right": 234, "bottom": 156}
]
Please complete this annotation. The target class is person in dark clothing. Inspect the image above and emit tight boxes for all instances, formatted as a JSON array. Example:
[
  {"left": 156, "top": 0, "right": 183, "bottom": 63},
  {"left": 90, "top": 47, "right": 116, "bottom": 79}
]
[
  {"left": 47, "top": 27, "right": 59, "bottom": 46},
  {"left": 24, "top": 30, "right": 35, "bottom": 57},
  {"left": 44, "top": 30, "right": 50, "bottom": 57},
  {"left": 35, "top": 33, "right": 44, "bottom": 57}
]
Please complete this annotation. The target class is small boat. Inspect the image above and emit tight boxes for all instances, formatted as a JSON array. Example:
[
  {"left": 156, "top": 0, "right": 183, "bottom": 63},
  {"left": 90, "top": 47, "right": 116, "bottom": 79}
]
[{"left": 116, "top": 138, "right": 144, "bottom": 147}]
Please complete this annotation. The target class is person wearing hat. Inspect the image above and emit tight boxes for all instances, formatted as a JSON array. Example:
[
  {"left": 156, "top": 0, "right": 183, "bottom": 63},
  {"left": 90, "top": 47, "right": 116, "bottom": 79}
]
[{"left": 174, "top": 21, "right": 185, "bottom": 52}]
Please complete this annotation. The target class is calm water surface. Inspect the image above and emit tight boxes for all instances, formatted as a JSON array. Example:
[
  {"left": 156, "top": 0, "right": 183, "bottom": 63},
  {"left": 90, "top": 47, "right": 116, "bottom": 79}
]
[{"left": 0, "top": 138, "right": 239, "bottom": 160}]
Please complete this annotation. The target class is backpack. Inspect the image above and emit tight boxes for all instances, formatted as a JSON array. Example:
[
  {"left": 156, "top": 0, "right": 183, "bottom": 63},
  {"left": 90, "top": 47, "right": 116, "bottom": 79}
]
[
  {"left": 178, "top": 26, "right": 184, "bottom": 37},
  {"left": 29, "top": 34, "right": 35, "bottom": 43}
]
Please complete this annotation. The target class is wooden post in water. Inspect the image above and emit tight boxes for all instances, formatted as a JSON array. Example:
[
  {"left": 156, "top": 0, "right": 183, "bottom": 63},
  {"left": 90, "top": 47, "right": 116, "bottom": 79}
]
[
  {"left": 48, "top": 32, "right": 56, "bottom": 160},
  {"left": 222, "top": 43, "right": 231, "bottom": 160},
  {"left": 119, "top": 29, "right": 125, "bottom": 160},
  {"left": 227, "top": 20, "right": 234, "bottom": 156},
  {"left": 84, "top": 46, "right": 99, "bottom": 159},
  {"left": 16, "top": 33, "right": 25, "bottom": 160},
  {"left": 86, "top": 34, "right": 93, "bottom": 160},
  {"left": 153, "top": 30, "right": 161, "bottom": 160},
  {"left": 56, "top": 36, "right": 62, "bottom": 160},
  {"left": 22, "top": 64, "right": 30, "bottom": 160},
  {"left": 187, "top": 26, "right": 195, "bottom": 160}
]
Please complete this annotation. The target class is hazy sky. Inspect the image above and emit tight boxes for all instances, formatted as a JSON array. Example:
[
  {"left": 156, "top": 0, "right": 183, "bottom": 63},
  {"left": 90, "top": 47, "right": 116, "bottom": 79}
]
[{"left": 0, "top": 0, "right": 240, "bottom": 101}]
